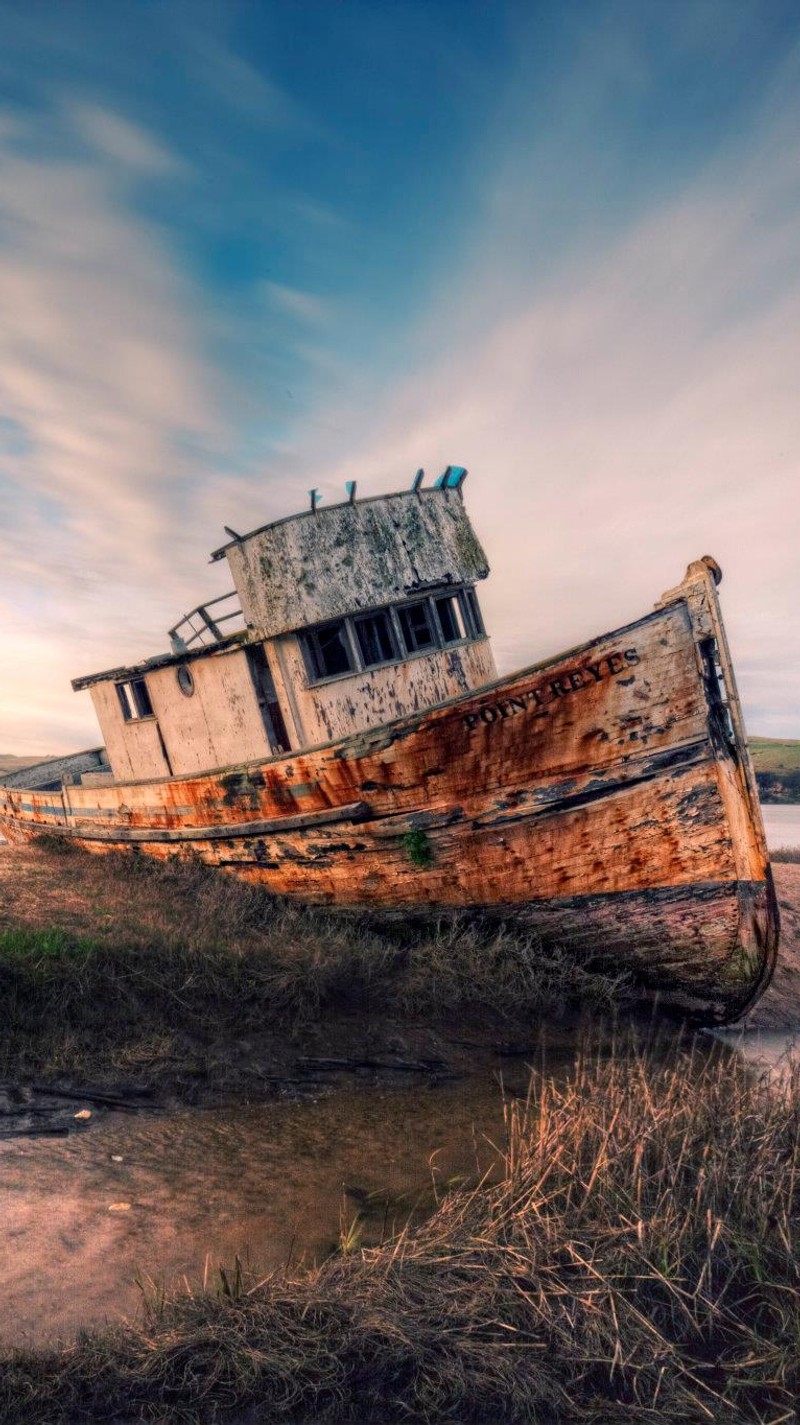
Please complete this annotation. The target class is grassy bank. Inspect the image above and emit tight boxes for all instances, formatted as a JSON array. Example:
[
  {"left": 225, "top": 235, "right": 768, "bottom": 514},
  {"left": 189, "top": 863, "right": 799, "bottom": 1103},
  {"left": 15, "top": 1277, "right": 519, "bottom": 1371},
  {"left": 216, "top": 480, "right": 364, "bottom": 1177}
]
[
  {"left": 3, "top": 1041, "right": 799, "bottom": 1424},
  {"left": 0, "top": 841, "right": 627, "bottom": 1089},
  {"left": 750, "top": 736, "right": 800, "bottom": 804},
  {"left": 749, "top": 737, "right": 800, "bottom": 773}
]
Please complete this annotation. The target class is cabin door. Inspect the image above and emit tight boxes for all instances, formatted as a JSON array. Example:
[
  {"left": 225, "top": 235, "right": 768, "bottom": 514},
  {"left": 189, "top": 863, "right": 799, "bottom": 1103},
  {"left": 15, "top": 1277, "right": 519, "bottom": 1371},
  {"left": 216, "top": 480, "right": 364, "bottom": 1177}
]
[{"left": 246, "top": 645, "right": 290, "bottom": 753}]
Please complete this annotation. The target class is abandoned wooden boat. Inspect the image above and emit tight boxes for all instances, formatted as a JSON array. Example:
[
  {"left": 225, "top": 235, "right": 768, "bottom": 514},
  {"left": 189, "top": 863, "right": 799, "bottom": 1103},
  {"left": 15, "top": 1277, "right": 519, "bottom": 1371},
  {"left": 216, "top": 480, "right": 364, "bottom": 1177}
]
[{"left": 0, "top": 471, "right": 778, "bottom": 1021}]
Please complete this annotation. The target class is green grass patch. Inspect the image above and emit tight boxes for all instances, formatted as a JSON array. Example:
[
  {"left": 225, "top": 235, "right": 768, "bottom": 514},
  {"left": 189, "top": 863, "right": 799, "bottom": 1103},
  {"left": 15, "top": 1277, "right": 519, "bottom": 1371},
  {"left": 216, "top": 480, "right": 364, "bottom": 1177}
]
[
  {"left": 750, "top": 737, "right": 800, "bottom": 802},
  {"left": 0, "top": 927, "right": 97, "bottom": 960},
  {"left": 750, "top": 736, "right": 800, "bottom": 772},
  {"left": 402, "top": 827, "right": 434, "bottom": 868}
]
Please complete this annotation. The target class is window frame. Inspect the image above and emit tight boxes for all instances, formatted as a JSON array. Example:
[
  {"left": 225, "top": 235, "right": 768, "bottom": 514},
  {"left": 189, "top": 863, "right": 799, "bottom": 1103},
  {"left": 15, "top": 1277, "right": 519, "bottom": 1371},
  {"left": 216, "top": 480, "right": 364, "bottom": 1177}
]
[
  {"left": 397, "top": 598, "right": 437, "bottom": 655},
  {"left": 459, "top": 587, "right": 485, "bottom": 638},
  {"left": 176, "top": 665, "right": 195, "bottom": 697},
  {"left": 300, "top": 617, "right": 358, "bottom": 683},
  {"left": 353, "top": 608, "right": 399, "bottom": 668},
  {"left": 433, "top": 591, "right": 468, "bottom": 646},
  {"left": 298, "top": 585, "right": 487, "bottom": 687},
  {"left": 115, "top": 676, "right": 154, "bottom": 722}
]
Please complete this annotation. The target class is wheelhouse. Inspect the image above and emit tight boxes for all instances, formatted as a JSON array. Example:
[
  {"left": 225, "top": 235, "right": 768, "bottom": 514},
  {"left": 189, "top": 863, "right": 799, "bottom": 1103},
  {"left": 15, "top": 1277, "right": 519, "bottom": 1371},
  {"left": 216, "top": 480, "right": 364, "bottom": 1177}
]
[{"left": 71, "top": 475, "right": 497, "bottom": 782}]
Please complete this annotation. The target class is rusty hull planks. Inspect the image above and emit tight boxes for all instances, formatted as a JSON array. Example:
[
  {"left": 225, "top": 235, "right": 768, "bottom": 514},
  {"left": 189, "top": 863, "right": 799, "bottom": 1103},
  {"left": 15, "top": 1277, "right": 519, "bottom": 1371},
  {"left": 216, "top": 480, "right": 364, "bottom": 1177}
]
[{"left": 0, "top": 562, "right": 777, "bottom": 1020}]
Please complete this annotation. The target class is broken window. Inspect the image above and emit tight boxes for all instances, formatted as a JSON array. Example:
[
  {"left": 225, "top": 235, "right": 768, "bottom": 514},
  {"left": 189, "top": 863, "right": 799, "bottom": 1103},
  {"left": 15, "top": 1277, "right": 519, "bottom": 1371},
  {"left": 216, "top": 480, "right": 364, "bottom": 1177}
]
[
  {"left": 354, "top": 611, "right": 397, "bottom": 667},
  {"left": 434, "top": 593, "right": 467, "bottom": 645},
  {"left": 398, "top": 601, "right": 436, "bottom": 654},
  {"left": 116, "top": 678, "right": 154, "bottom": 721},
  {"left": 302, "top": 619, "right": 356, "bottom": 680},
  {"left": 460, "top": 588, "right": 485, "bottom": 638}
]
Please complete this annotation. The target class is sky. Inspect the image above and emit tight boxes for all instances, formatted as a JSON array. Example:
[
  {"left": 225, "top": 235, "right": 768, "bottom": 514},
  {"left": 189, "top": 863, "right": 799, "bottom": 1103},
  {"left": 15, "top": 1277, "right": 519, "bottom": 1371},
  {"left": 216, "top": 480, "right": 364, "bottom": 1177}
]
[{"left": 1, "top": 0, "right": 799, "bottom": 754}]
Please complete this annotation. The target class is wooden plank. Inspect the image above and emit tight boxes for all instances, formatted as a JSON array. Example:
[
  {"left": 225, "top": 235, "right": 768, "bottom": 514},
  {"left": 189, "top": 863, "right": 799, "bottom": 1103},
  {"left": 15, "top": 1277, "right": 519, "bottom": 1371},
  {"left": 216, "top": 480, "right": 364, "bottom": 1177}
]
[{"left": 43, "top": 801, "right": 371, "bottom": 844}]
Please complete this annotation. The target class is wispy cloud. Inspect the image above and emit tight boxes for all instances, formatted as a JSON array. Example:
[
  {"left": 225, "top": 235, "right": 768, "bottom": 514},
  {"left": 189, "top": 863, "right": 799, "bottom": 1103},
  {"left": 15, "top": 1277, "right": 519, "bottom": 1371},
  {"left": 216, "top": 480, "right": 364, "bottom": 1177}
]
[
  {"left": 293, "top": 90, "right": 800, "bottom": 735},
  {"left": 0, "top": 113, "right": 230, "bottom": 750},
  {"left": 0, "top": 129, "right": 218, "bottom": 536},
  {"left": 68, "top": 102, "right": 180, "bottom": 174},
  {"left": 183, "top": 31, "right": 316, "bottom": 134},
  {"left": 261, "top": 280, "right": 333, "bottom": 326}
]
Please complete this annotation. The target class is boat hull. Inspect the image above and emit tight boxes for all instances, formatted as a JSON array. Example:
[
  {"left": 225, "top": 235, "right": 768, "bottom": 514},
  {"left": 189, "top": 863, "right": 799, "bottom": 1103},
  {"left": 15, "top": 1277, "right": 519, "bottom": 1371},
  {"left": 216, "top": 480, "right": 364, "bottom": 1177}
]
[{"left": 0, "top": 560, "right": 778, "bottom": 1022}]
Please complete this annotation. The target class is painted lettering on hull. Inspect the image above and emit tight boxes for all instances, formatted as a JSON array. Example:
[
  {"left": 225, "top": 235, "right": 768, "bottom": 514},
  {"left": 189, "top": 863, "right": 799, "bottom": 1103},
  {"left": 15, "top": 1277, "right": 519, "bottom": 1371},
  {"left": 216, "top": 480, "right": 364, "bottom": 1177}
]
[{"left": 463, "top": 648, "right": 641, "bottom": 730}]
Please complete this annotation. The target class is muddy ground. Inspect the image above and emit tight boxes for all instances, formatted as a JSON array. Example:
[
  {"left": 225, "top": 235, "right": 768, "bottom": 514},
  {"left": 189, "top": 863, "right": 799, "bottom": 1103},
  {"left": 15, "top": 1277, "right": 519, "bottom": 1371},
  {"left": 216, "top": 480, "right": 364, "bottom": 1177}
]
[{"left": 0, "top": 840, "right": 797, "bottom": 1125}]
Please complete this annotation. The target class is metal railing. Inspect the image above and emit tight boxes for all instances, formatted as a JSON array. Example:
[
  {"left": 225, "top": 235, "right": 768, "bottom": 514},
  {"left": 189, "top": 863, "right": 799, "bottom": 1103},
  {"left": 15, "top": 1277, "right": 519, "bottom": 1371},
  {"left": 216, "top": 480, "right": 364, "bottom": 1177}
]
[{"left": 168, "top": 590, "right": 245, "bottom": 652}]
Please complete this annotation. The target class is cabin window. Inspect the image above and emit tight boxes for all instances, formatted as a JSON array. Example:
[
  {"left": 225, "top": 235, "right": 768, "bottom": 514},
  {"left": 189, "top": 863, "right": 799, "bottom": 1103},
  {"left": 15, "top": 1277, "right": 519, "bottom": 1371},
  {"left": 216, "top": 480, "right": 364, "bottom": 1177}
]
[
  {"left": 302, "top": 619, "right": 356, "bottom": 680},
  {"left": 398, "top": 601, "right": 436, "bottom": 653},
  {"left": 354, "top": 611, "right": 397, "bottom": 668},
  {"left": 176, "top": 665, "right": 195, "bottom": 697},
  {"left": 434, "top": 593, "right": 466, "bottom": 645},
  {"left": 116, "top": 677, "right": 154, "bottom": 721},
  {"left": 299, "top": 585, "right": 486, "bottom": 685},
  {"left": 461, "top": 588, "right": 485, "bottom": 638}
]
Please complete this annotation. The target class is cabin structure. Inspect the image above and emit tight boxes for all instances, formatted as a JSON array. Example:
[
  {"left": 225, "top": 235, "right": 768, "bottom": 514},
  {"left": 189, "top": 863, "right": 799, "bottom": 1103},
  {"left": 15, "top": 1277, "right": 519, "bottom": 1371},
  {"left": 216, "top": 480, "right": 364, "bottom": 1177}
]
[{"left": 72, "top": 475, "right": 497, "bottom": 783}]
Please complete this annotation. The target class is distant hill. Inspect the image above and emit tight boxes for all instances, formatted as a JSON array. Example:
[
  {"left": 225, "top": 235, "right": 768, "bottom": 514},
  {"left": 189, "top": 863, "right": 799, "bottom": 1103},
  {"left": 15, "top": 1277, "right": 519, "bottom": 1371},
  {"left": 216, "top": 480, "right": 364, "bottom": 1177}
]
[
  {"left": 750, "top": 738, "right": 800, "bottom": 803},
  {"left": 0, "top": 754, "right": 54, "bottom": 776}
]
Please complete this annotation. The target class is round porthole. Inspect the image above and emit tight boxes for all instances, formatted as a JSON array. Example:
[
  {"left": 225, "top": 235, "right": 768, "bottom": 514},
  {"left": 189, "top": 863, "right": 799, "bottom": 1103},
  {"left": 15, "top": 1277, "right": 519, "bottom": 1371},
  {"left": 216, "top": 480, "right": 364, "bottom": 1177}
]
[{"left": 177, "top": 665, "right": 195, "bottom": 697}]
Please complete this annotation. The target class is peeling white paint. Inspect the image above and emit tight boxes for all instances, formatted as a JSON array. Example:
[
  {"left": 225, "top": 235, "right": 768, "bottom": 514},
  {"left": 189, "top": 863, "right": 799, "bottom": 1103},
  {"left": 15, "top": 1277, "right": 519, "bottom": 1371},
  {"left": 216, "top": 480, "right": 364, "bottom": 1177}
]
[{"left": 226, "top": 489, "right": 489, "bottom": 637}]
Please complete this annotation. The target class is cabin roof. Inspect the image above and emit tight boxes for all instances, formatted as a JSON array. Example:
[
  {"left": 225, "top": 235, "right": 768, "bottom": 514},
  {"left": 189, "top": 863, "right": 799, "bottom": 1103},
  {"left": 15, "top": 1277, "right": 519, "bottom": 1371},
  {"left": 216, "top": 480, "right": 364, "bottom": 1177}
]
[
  {"left": 74, "top": 483, "right": 479, "bottom": 692},
  {"left": 71, "top": 630, "right": 251, "bottom": 691},
  {"left": 209, "top": 485, "right": 460, "bottom": 563}
]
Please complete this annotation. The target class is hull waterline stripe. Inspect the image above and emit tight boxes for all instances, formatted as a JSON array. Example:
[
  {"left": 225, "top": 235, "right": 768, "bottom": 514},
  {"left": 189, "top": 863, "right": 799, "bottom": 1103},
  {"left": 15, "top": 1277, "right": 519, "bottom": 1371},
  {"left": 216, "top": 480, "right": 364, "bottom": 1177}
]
[{"left": 8, "top": 800, "right": 372, "bottom": 844}]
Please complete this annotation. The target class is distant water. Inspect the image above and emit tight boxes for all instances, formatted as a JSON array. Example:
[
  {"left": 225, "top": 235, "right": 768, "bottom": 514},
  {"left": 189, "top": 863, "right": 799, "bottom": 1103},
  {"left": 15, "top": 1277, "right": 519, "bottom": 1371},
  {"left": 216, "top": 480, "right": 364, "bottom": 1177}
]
[{"left": 761, "top": 803, "right": 800, "bottom": 851}]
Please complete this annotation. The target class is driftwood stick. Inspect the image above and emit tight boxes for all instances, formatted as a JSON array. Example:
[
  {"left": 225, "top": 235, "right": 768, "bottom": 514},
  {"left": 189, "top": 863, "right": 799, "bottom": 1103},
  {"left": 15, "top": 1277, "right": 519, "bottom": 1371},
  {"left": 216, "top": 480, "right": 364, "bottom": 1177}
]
[{"left": 30, "top": 1083, "right": 157, "bottom": 1111}]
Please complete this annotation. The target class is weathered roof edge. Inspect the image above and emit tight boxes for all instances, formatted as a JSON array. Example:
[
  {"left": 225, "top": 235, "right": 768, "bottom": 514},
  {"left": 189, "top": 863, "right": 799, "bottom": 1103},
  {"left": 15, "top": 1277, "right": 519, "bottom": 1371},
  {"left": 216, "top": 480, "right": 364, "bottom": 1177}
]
[
  {"left": 209, "top": 484, "right": 463, "bottom": 563},
  {"left": 72, "top": 630, "right": 252, "bottom": 692}
]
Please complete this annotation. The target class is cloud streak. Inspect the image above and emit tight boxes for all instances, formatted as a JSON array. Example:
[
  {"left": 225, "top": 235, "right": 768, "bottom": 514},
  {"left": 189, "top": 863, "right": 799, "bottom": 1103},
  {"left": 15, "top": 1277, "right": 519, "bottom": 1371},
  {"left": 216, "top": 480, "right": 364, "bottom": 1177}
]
[
  {"left": 295, "top": 80, "right": 800, "bottom": 735},
  {"left": 262, "top": 280, "right": 333, "bottom": 326},
  {"left": 0, "top": 111, "right": 230, "bottom": 751}
]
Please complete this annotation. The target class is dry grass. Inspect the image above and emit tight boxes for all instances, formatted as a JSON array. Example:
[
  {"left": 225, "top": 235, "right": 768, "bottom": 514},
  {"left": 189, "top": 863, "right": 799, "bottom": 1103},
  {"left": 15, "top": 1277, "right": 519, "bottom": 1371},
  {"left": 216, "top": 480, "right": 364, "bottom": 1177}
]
[
  {"left": 3, "top": 1038, "right": 799, "bottom": 1423},
  {"left": 0, "top": 843, "right": 628, "bottom": 1085}
]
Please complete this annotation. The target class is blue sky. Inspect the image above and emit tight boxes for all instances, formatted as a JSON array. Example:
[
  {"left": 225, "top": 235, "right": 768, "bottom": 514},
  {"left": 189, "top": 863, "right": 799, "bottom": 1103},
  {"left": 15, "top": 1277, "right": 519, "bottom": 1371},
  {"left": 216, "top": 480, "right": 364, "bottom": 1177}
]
[{"left": 1, "top": 0, "right": 799, "bottom": 751}]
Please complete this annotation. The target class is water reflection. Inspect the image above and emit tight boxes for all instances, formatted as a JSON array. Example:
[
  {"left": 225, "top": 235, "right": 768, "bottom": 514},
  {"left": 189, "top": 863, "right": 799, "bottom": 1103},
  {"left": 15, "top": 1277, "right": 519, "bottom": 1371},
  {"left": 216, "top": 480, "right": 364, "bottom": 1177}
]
[
  {"left": 2, "top": 1070, "right": 530, "bottom": 1347},
  {"left": 0, "top": 1026, "right": 751, "bottom": 1349},
  {"left": 718, "top": 1027, "right": 800, "bottom": 1075},
  {"left": 761, "top": 802, "right": 800, "bottom": 850}
]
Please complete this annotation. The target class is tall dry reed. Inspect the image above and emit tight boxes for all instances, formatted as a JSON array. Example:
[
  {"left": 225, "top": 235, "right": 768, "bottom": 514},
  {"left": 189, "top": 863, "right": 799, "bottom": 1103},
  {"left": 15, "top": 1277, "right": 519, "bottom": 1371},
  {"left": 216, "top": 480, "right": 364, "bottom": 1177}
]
[{"left": 3, "top": 1036, "right": 798, "bottom": 1423}]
